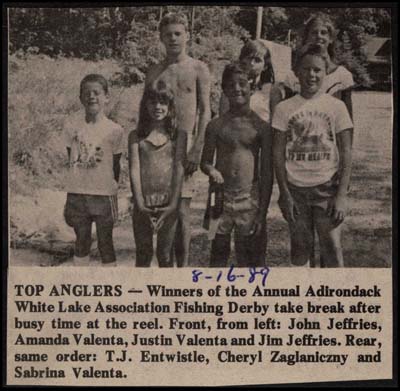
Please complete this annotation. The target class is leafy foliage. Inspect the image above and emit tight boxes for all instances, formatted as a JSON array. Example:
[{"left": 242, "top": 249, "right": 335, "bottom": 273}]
[
  {"left": 9, "top": 6, "right": 391, "bottom": 88},
  {"left": 235, "top": 7, "right": 391, "bottom": 86},
  {"left": 8, "top": 54, "right": 136, "bottom": 193}
]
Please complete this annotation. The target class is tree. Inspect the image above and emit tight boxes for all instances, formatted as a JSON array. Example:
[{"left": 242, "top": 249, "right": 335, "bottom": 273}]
[{"left": 8, "top": 6, "right": 392, "bottom": 87}]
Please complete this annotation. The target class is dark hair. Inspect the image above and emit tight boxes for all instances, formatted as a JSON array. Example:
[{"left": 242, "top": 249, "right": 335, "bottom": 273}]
[
  {"left": 294, "top": 44, "right": 329, "bottom": 72},
  {"left": 302, "top": 13, "right": 337, "bottom": 60},
  {"left": 221, "top": 62, "right": 250, "bottom": 92},
  {"left": 80, "top": 74, "right": 108, "bottom": 97},
  {"left": 239, "top": 40, "right": 275, "bottom": 85},
  {"left": 136, "top": 80, "right": 177, "bottom": 140},
  {"left": 159, "top": 12, "right": 189, "bottom": 33}
]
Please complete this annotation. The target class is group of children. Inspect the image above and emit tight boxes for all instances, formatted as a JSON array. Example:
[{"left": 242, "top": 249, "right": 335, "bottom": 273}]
[{"left": 63, "top": 12, "right": 354, "bottom": 268}]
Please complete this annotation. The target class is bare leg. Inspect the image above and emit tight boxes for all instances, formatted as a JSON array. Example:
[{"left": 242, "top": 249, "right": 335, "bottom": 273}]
[
  {"left": 235, "top": 231, "right": 266, "bottom": 267},
  {"left": 288, "top": 202, "right": 313, "bottom": 266},
  {"left": 157, "top": 211, "right": 178, "bottom": 267},
  {"left": 74, "top": 222, "right": 92, "bottom": 258},
  {"left": 95, "top": 217, "right": 116, "bottom": 264},
  {"left": 210, "top": 234, "right": 231, "bottom": 267},
  {"left": 132, "top": 208, "right": 153, "bottom": 267},
  {"left": 174, "top": 198, "right": 192, "bottom": 267},
  {"left": 314, "top": 206, "right": 344, "bottom": 268}
]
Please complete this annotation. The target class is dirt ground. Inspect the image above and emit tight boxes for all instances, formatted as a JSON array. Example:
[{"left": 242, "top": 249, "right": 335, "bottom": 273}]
[{"left": 10, "top": 91, "right": 393, "bottom": 268}]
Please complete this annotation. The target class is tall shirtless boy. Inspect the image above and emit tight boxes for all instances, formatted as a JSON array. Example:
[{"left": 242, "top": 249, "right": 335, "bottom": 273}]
[
  {"left": 145, "top": 12, "right": 211, "bottom": 266},
  {"left": 201, "top": 63, "right": 273, "bottom": 267}
]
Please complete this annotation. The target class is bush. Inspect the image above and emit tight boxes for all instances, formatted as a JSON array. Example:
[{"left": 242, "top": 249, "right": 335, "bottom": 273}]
[{"left": 8, "top": 54, "right": 136, "bottom": 193}]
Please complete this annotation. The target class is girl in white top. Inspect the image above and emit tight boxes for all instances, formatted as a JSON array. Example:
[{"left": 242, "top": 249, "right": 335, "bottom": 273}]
[
  {"left": 219, "top": 40, "right": 275, "bottom": 123},
  {"left": 271, "top": 13, "right": 355, "bottom": 135}
]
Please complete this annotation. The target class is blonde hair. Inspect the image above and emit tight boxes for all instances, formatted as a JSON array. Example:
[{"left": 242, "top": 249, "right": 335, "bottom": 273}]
[
  {"left": 303, "top": 13, "right": 337, "bottom": 59},
  {"left": 239, "top": 40, "right": 275, "bottom": 84},
  {"left": 159, "top": 12, "right": 189, "bottom": 33}
]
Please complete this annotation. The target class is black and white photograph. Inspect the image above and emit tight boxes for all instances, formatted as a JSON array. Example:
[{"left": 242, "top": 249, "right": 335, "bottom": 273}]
[
  {"left": 4, "top": 3, "right": 397, "bottom": 387},
  {"left": 7, "top": 4, "right": 393, "bottom": 269}
]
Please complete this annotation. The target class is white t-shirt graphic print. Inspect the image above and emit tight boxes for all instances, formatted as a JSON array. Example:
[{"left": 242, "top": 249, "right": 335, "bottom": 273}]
[
  {"left": 63, "top": 111, "right": 124, "bottom": 195},
  {"left": 272, "top": 93, "right": 353, "bottom": 187}
]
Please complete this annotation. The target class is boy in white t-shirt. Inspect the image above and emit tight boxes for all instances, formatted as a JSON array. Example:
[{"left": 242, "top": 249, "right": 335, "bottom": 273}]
[
  {"left": 63, "top": 74, "right": 124, "bottom": 266},
  {"left": 272, "top": 45, "right": 353, "bottom": 267}
]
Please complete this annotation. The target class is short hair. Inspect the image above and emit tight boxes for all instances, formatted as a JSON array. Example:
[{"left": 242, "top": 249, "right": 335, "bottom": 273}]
[
  {"left": 239, "top": 39, "right": 275, "bottom": 85},
  {"left": 137, "top": 80, "right": 177, "bottom": 140},
  {"left": 80, "top": 74, "right": 109, "bottom": 96},
  {"left": 302, "top": 13, "right": 337, "bottom": 59},
  {"left": 221, "top": 62, "right": 250, "bottom": 91},
  {"left": 294, "top": 44, "right": 329, "bottom": 72},
  {"left": 159, "top": 12, "right": 189, "bottom": 33}
]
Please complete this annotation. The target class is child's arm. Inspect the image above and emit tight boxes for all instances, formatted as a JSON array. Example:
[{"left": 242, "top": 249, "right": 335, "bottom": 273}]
[
  {"left": 113, "top": 153, "right": 122, "bottom": 182},
  {"left": 200, "top": 121, "right": 224, "bottom": 184},
  {"left": 341, "top": 89, "right": 353, "bottom": 120},
  {"left": 154, "top": 131, "right": 187, "bottom": 231},
  {"left": 332, "top": 88, "right": 353, "bottom": 121},
  {"left": 273, "top": 129, "right": 299, "bottom": 223},
  {"left": 328, "top": 128, "right": 352, "bottom": 225},
  {"left": 128, "top": 132, "right": 152, "bottom": 214},
  {"left": 252, "top": 125, "right": 274, "bottom": 235},
  {"left": 63, "top": 117, "right": 72, "bottom": 165},
  {"left": 185, "top": 62, "right": 211, "bottom": 175},
  {"left": 269, "top": 84, "right": 284, "bottom": 120}
]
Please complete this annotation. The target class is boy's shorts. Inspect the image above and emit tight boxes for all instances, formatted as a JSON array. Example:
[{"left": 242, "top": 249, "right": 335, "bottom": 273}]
[
  {"left": 283, "top": 174, "right": 339, "bottom": 211},
  {"left": 64, "top": 193, "right": 118, "bottom": 228},
  {"left": 216, "top": 185, "right": 259, "bottom": 236},
  {"left": 279, "top": 175, "right": 343, "bottom": 266}
]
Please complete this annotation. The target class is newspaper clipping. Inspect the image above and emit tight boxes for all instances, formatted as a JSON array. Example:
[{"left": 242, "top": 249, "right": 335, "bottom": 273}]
[{"left": 6, "top": 3, "right": 395, "bottom": 387}]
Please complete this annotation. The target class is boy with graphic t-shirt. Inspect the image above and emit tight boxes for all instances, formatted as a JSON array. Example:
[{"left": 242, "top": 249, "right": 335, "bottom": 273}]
[
  {"left": 63, "top": 74, "right": 124, "bottom": 266},
  {"left": 272, "top": 45, "right": 353, "bottom": 267}
]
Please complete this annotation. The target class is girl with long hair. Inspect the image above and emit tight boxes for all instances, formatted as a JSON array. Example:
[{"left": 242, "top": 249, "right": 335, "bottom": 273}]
[
  {"left": 220, "top": 39, "right": 275, "bottom": 123},
  {"left": 128, "top": 80, "right": 186, "bottom": 267}
]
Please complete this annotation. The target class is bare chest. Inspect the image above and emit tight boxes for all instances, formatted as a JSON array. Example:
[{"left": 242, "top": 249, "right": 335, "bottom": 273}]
[
  {"left": 219, "top": 119, "right": 260, "bottom": 150},
  {"left": 152, "top": 63, "right": 197, "bottom": 96}
]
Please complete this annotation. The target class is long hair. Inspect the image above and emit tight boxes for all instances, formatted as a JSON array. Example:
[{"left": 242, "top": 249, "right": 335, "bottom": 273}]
[
  {"left": 136, "top": 80, "right": 178, "bottom": 141},
  {"left": 239, "top": 40, "right": 275, "bottom": 87},
  {"left": 302, "top": 13, "right": 337, "bottom": 61}
]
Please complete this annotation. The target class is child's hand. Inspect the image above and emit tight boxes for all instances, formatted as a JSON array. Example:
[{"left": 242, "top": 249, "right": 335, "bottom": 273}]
[
  {"left": 185, "top": 145, "right": 204, "bottom": 176},
  {"left": 184, "top": 159, "right": 199, "bottom": 177},
  {"left": 137, "top": 203, "right": 154, "bottom": 216},
  {"left": 209, "top": 168, "right": 224, "bottom": 184},
  {"left": 250, "top": 215, "right": 265, "bottom": 236},
  {"left": 278, "top": 193, "right": 299, "bottom": 223},
  {"left": 153, "top": 206, "right": 175, "bottom": 232},
  {"left": 327, "top": 195, "right": 347, "bottom": 226}
]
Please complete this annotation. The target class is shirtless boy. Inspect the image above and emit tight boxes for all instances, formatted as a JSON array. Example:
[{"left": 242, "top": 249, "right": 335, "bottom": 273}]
[
  {"left": 145, "top": 12, "right": 211, "bottom": 266},
  {"left": 201, "top": 63, "right": 273, "bottom": 267}
]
